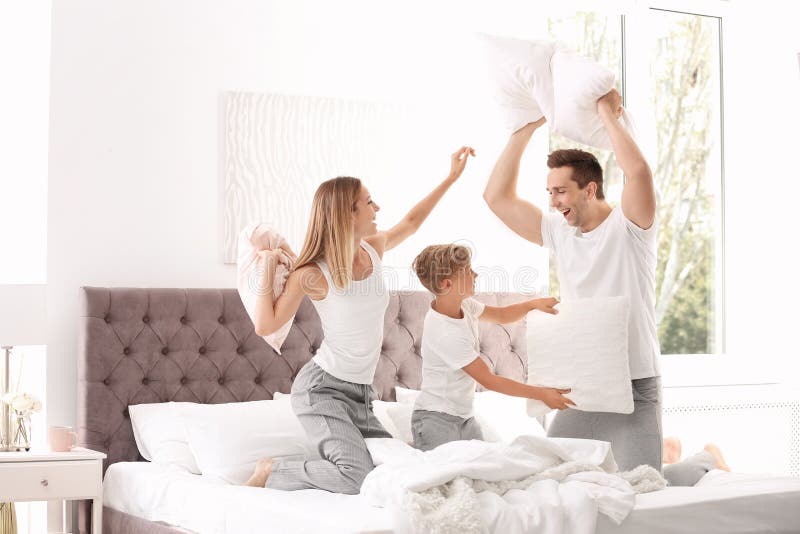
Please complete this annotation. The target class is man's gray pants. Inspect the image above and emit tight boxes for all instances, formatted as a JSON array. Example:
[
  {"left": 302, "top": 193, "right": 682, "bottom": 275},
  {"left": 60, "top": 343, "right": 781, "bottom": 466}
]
[{"left": 547, "top": 376, "right": 713, "bottom": 486}]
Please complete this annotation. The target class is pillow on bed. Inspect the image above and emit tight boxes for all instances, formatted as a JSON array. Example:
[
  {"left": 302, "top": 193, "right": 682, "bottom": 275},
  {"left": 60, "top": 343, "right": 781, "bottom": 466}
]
[
  {"left": 526, "top": 296, "right": 633, "bottom": 417},
  {"left": 372, "top": 399, "right": 403, "bottom": 439},
  {"left": 474, "top": 390, "right": 546, "bottom": 442},
  {"left": 389, "top": 388, "right": 546, "bottom": 444},
  {"left": 128, "top": 402, "right": 200, "bottom": 474},
  {"left": 479, "top": 32, "right": 635, "bottom": 150},
  {"left": 394, "top": 386, "right": 421, "bottom": 405},
  {"left": 179, "top": 397, "right": 315, "bottom": 485}
]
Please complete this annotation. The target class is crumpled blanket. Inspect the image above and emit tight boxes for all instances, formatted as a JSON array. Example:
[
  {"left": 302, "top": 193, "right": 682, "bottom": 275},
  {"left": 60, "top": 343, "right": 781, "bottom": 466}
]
[{"left": 362, "top": 436, "right": 666, "bottom": 534}]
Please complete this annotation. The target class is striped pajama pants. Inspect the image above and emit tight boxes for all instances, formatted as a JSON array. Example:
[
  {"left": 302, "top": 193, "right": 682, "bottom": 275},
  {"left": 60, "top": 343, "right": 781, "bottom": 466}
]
[{"left": 265, "top": 360, "right": 391, "bottom": 494}]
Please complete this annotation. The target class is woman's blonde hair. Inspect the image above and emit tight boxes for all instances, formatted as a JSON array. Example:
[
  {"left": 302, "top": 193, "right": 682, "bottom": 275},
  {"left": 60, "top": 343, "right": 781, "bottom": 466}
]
[
  {"left": 293, "top": 176, "right": 362, "bottom": 289},
  {"left": 412, "top": 244, "right": 472, "bottom": 294}
]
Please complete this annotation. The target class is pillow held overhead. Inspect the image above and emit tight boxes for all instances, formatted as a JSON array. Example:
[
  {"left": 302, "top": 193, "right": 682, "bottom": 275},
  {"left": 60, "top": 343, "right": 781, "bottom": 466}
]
[{"left": 479, "top": 32, "right": 637, "bottom": 150}]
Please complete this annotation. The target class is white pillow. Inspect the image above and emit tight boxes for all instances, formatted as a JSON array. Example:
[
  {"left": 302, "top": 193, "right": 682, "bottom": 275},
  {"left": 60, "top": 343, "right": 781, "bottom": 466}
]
[
  {"left": 372, "top": 399, "right": 403, "bottom": 439},
  {"left": 478, "top": 33, "right": 555, "bottom": 131},
  {"left": 385, "top": 402, "right": 415, "bottom": 444},
  {"left": 479, "top": 32, "right": 636, "bottom": 150},
  {"left": 473, "top": 390, "right": 546, "bottom": 442},
  {"left": 179, "top": 397, "right": 315, "bottom": 485},
  {"left": 128, "top": 402, "right": 200, "bottom": 474},
  {"left": 394, "top": 386, "right": 421, "bottom": 405},
  {"left": 390, "top": 388, "right": 546, "bottom": 444},
  {"left": 526, "top": 297, "right": 633, "bottom": 417}
]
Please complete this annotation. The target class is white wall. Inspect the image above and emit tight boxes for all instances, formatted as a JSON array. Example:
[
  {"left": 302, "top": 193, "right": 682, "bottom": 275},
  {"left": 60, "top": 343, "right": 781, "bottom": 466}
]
[
  {"left": 0, "top": 2, "right": 49, "bottom": 284},
  {"left": 47, "top": 0, "right": 800, "bottom": 428},
  {"left": 722, "top": 0, "right": 800, "bottom": 382}
]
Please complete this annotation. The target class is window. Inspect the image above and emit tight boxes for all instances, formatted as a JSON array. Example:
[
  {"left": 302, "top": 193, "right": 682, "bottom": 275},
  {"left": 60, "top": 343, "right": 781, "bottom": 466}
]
[{"left": 648, "top": 9, "right": 722, "bottom": 355}]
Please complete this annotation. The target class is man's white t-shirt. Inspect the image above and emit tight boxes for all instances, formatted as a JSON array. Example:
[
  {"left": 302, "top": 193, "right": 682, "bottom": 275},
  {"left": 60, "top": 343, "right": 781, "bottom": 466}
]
[
  {"left": 415, "top": 298, "right": 486, "bottom": 418},
  {"left": 541, "top": 206, "right": 661, "bottom": 379}
]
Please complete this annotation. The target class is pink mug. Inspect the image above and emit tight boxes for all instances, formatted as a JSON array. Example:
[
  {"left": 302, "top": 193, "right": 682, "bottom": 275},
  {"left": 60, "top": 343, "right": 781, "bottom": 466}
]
[{"left": 49, "top": 426, "right": 78, "bottom": 452}]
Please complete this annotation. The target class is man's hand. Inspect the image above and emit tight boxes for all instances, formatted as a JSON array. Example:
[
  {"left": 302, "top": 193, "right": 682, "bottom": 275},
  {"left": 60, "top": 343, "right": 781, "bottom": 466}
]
[{"left": 597, "top": 88, "right": 623, "bottom": 120}]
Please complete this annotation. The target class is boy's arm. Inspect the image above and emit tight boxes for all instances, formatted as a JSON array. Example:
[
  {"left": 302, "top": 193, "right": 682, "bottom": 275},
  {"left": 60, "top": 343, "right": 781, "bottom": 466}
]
[
  {"left": 479, "top": 297, "right": 558, "bottom": 324},
  {"left": 462, "top": 357, "right": 574, "bottom": 410}
]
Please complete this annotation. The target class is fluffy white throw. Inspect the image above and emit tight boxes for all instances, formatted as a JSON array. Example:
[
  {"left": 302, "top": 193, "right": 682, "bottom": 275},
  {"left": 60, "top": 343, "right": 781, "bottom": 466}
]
[{"left": 362, "top": 436, "right": 665, "bottom": 534}]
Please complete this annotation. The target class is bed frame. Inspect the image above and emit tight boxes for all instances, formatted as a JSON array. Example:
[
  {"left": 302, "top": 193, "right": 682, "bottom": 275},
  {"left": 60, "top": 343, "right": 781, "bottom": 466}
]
[{"left": 76, "top": 286, "right": 530, "bottom": 533}]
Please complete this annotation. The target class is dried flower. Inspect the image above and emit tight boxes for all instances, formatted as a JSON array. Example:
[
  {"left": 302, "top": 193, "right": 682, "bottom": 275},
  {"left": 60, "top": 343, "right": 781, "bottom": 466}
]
[{"left": 1, "top": 392, "right": 43, "bottom": 416}]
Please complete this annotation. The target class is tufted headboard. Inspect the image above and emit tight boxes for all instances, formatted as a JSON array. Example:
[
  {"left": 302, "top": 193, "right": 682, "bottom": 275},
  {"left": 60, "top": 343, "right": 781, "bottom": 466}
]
[{"left": 77, "top": 286, "right": 530, "bottom": 471}]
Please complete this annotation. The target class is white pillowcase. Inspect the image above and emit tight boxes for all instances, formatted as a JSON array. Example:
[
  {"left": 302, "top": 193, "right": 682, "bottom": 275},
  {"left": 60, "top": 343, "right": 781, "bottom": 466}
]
[
  {"left": 479, "top": 32, "right": 637, "bottom": 150},
  {"left": 128, "top": 401, "right": 201, "bottom": 474},
  {"left": 391, "top": 387, "right": 546, "bottom": 444},
  {"left": 372, "top": 399, "right": 402, "bottom": 439},
  {"left": 478, "top": 33, "right": 555, "bottom": 130},
  {"left": 179, "top": 397, "right": 316, "bottom": 485},
  {"left": 526, "top": 297, "right": 633, "bottom": 417},
  {"left": 394, "top": 386, "right": 421, "bottom": 405},
  {"left": 474, "top": 391, "right": 546, "bottom": 442}
]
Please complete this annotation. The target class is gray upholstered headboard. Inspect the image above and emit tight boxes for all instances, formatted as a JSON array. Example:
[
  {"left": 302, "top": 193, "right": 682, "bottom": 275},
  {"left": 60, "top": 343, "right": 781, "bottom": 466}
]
[{"left": 77, "top": 286, "right": 530, "bottom": 471}]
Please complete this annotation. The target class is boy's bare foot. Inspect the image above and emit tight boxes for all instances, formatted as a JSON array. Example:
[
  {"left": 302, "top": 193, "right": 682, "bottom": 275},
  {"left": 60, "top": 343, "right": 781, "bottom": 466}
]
[
  {"left": 244, "top": 458, "right": 274, "bottom": 487},
  {"left": 704, "top": 443, "right": 730, "bottom": 471},
  {"left": 663, "top": 437, "right": 682, "bottom": 464}
]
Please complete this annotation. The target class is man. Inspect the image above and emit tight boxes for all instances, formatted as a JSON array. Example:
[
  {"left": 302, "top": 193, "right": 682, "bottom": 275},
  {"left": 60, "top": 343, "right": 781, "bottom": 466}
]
[{"left": 483, "top": 89, "right": 662, "bottom": 472}]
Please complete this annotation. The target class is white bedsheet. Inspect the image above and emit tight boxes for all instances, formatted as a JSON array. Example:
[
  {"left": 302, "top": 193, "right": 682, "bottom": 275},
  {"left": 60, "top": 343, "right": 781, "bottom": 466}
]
[
  {"left": 104, "top": 462, "right": 800, "bottom": 534},
  {"left": 103, "top": 462, "right": 392, "bottom": 534}
]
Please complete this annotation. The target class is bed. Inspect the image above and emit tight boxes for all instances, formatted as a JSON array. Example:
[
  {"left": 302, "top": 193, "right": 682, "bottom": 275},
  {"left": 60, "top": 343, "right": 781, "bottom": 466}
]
[{"left": 77, "top": 287, "right": 800, "bottom": 533}]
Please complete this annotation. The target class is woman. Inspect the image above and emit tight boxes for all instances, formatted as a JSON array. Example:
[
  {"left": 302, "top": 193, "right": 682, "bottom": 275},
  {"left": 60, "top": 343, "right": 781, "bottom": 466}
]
[{"left": 244, "top": 146, "right": 475, "bottom": 494}]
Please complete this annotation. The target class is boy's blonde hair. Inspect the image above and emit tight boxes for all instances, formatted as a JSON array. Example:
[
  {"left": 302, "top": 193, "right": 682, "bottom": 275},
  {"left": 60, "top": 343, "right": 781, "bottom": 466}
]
[{"left": 412, "top": 244, "right": 472, "bottom": 294}]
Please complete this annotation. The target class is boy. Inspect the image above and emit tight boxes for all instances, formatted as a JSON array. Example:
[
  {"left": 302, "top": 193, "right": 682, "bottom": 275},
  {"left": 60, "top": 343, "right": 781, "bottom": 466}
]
[{"left": 410, "top": 243, "right": 575, "bottom": 451}]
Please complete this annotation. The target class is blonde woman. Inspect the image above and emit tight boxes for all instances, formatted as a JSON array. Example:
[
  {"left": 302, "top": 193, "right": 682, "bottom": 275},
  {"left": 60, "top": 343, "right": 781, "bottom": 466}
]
[{"left": 244, "top": 146, "right": 475, "bottom": 494}]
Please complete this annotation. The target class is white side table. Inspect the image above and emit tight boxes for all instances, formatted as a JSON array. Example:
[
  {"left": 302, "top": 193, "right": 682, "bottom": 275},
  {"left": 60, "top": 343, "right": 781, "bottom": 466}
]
[{"left": 0, "top": 447, "right": 106, "bottom": 533}]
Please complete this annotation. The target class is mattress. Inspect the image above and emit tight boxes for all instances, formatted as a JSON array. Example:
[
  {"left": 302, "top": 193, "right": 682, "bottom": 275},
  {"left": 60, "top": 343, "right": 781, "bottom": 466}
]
[
  {"left": 104, "top": 462, "right": 800, "bottom": 534},
  {"left": 596, "top": 470, "right": 800, "bottom": 534}
]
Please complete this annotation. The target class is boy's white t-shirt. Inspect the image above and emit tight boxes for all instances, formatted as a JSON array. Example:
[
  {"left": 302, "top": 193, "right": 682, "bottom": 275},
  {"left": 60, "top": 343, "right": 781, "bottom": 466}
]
[
  {"left": 415, "top": 298, "right": 486, "bottom": 418},
  {"left": 541, "top": 206, "right": 661, "bottom": 379}
]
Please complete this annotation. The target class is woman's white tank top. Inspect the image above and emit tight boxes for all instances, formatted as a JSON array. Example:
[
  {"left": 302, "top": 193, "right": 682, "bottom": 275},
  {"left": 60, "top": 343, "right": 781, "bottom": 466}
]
[{"left": 310, "top": 240, "right": 390, "bottom": 384}]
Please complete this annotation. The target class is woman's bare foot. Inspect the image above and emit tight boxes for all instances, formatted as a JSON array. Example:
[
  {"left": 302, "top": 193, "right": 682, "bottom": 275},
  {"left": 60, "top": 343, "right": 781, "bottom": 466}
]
[
  {"left": 244, "top": 458, "right": 274, "bottom": 487},
  {"left": 663, "top": 437, "right": 682, "bottom": 464},
  {"left": 704, "top": 443, "right": 730, "bottom": 471}
]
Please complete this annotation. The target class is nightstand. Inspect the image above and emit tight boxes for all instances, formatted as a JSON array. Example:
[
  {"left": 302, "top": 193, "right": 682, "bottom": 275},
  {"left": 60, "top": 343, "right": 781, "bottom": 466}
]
[{"left": 0, "top": 447, "right": 106, "bottom": 533}]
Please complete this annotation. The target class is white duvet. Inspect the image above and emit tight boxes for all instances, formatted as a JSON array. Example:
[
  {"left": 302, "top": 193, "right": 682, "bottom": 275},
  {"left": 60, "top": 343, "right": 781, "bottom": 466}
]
[{"left": 361, "top": 436, "right": 657, "bottom": 534}]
